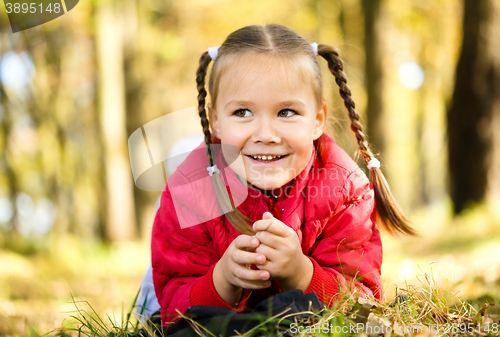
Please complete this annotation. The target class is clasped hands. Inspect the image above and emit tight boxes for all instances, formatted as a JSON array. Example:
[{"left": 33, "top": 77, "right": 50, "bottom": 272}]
[{"left": 213, "top": 211, "right": 313, "bottom": 306}]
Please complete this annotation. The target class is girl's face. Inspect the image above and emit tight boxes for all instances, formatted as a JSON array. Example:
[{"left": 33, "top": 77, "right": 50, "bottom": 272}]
[{"left": 209, "top": 53, "right": 327, "bottom": 191}]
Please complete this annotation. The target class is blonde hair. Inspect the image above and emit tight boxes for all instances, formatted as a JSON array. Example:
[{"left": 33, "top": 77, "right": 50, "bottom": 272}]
[{"left": 196, "top": 24, "right": 417, "bottom": 237}]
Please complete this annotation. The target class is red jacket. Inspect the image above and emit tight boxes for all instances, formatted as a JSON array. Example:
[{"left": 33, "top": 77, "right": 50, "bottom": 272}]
[{"left": 151, "top": 133, "right": 383, "bottom": 325}]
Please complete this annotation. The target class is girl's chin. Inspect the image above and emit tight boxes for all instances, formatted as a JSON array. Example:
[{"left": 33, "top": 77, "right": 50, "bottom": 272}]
[
  {"left": 250, "top": 184, "right": 277, "bottom": 191},
  {"left": 246, "top": 178, "right": 289, "bottom": 191}
]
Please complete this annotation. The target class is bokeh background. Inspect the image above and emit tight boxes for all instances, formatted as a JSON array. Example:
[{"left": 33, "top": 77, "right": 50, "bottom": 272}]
[{"left": 0, "top": 0, "right": 499, "bottom": 335}]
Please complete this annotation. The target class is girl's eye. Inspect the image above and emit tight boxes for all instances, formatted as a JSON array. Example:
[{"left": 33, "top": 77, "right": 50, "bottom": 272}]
[
  {"left": 278, "top": 109, "right": 297, "bottom": 118},
  {"left": 233, "top": 109, "right": 252, "bottom": 117}
]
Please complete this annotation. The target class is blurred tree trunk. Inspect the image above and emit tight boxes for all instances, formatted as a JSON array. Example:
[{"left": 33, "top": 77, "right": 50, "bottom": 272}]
[
  {"left": 362, "top": 0, "right": 384, "bottom": 155},
  {"left": 447, "top": 0, "right": 500, "bottom": 214},
  {"left": 0, "top": 84, "right": 17, "bottom": 229},
  {"left": 96, "top": 0, "right": 137, "bottom": 241},
  {"left": 123, "top": 0, "right": 152, "bottom": 239},
  {"left": 338, "top": 0, "right": 346, "bottom": 44},
  {"left": 416, "top": 49, "right": 431, "bottom": 207}
]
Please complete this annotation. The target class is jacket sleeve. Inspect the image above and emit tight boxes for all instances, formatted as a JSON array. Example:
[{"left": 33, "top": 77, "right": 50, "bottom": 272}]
[
  {"left": 304, "top": 168, "right": 383, "bottom": 305},
  {"left": 151, "top": 186, "right": 248, "bottom": 326}
]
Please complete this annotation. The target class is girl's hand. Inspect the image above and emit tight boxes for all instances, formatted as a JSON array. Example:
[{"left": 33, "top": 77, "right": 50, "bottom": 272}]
[
  {"left": 213, "top": 234, "right": 271, "bottom": 306},
  {"left": 252, "top": 212, "right": 313, "bottom": 291}
]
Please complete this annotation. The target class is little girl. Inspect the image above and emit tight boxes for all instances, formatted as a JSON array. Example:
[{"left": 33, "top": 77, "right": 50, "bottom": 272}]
[{"left": 151, "top": 24, "right": 416, "bottom": 328}]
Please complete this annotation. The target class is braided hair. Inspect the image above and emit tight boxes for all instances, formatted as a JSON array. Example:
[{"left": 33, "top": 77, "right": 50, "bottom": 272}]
[
  {"left": 196, "top": 51, "right": 256, "bottom": 235},
  {"left": 195, "top": 24, "right": 417, "bottom": 237}
]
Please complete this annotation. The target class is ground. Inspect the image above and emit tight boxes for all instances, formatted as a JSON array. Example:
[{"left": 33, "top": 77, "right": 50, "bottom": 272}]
[{"left": 0, "top": 200, "right": 499, "bottom": 336}]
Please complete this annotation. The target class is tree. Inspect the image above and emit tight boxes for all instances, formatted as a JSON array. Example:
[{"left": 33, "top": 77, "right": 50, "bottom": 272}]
[
  {"left": 447, "top": 0, "right": 500, "bottom": 214},
  {"left": 96, "top": 0, "right": 137, "bottom": 240},
  {"left": 362, "top": 0, "right": 384, "bottom": 156}
]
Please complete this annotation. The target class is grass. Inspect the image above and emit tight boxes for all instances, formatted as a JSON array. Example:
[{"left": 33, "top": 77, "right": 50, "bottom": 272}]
[
  {"left": 380, "top": 199, "right": 500, "bottom": 303},
  {"left": 0, "top": 235, "right": 147, "bottom": 336},
  {"left": 44, "top": 273, "right": 500, "bottom": 337},
  {"left": 53, "top": 292, "right": 148, "bottom": 337},
  {"left": 1, "top": 199, "right": 499, "bottom": 336}
]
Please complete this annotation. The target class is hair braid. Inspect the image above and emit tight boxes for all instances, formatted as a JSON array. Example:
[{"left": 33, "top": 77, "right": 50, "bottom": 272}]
[
  {"left": 196, "top": 52, "right": 215, "bottom": 166},
  {"left": 195, "top": 51, "right": 256, "bottom": 236},
  {"left": 318, "top": 45, "right": 372, "bottom": 161},
  {"left": 318, "top": 44, "right": 418, "bottom": 237}
]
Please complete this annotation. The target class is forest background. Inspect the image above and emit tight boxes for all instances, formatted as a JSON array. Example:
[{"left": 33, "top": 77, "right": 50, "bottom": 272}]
[{"left": 0, "top": 0, "right": 499, "bottom": 335}]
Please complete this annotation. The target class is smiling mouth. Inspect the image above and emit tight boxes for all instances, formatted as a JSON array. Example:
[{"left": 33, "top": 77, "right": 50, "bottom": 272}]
[{"left": 247, "top": 154, "right": 288, "bottom": 162}]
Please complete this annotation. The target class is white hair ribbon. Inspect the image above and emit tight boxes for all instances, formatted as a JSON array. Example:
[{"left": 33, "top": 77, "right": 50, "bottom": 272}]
[
  {"left": 310, "top": 42, "right": 318, "bottom": 57},
  {"left": 207, "top": 164, "right": 220, "bottom": 176},
  {"left": 207, "top": 47, "right": 219, "bottom": 61},
  {"left": 367, "top": 158, "right": 380, "bottom": 170}
]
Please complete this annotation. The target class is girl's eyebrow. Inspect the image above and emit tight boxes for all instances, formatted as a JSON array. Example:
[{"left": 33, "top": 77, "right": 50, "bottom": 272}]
[
  {"left": 224, "top": 99, "right": 307, "bottom": 109},
  {"left": 225, "top": 100, "right": 255, "bottom": 109},
  {"left": 277, "top": 100, "right": 307, "bottom": 108}
]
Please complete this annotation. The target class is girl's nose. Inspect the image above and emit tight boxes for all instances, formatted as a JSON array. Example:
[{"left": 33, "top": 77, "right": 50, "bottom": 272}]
[{"left": 253, "top": 118, "right": 280, "bottom": 144}]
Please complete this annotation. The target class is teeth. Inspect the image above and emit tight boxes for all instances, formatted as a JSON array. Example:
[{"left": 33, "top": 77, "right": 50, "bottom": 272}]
[{"left": 251, "top": 155, "right": 284, "bottom": 161}]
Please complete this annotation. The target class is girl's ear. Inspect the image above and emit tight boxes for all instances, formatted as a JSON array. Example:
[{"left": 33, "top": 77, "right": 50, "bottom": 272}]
[
  {"left": 208, "top": 102, "right": 220, "bottom": 138},
  {"left": 313, "top": 100, "right": 327, "bottom": 140}
]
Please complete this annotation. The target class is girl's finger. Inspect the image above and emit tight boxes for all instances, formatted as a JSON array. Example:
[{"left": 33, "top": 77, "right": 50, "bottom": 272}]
[
  {"left": 255, "top": 243, "right": 278, "bottom": 263},
  {"left": 232, "top": 249, "right": 266, "bottom": 265},
  {"left": 236, "top": 279, "right": 272, "bottom": 290},
  {"left": 262, "top": 211, "right": 274, "bottom": 220},
  {"left": 233, "top": 234, "right": 260, "bottom": 250},
  {"left": 253, "top": 218, "right": 289, "bottom": 238},
  {"left": 255, "top": 242, "right": 275, "bottom": 257},
  {"left": 252, "top": 219, "right": 273, "bottom": 232},
  {"left": 233, "top": 265, "right": 270, "bottom": 282},
  {"left": 254, "top": 230, "right": 280, "bottom": 248}
]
